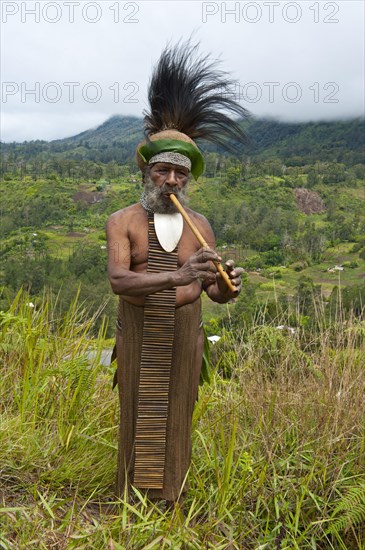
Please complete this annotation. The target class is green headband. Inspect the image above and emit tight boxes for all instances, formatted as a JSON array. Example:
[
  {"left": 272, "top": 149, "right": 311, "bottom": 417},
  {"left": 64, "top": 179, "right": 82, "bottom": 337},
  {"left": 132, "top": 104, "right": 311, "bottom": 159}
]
[{"left": 138, "top": 139, "right": 205, "bottom": 180}]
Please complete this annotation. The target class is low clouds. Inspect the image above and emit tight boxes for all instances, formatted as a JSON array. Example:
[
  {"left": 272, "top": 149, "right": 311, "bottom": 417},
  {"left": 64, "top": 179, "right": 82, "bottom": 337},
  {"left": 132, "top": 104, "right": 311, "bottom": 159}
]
[{"left": 1, "top": 1, "right": 364, "bottom": 142}]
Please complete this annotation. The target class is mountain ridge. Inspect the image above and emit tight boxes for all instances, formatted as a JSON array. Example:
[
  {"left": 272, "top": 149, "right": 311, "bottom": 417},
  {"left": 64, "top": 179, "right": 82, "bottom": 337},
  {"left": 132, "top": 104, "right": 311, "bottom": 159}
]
[{"left": 1, "top": 115, "right": 364, "bottom": 166}]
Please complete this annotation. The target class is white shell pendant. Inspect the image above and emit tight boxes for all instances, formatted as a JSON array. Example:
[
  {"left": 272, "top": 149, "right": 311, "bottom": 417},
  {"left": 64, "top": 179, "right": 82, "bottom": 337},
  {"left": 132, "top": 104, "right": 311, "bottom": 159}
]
[{"left": 154, "top": 213, "right": 183, "bottom": 252}]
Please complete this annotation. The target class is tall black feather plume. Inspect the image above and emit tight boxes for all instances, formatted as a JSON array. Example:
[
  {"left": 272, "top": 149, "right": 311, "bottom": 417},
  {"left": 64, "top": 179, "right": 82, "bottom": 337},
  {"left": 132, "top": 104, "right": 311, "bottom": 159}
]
[{"left": 144, "top": 41, "right": 250, "bottom": 151}]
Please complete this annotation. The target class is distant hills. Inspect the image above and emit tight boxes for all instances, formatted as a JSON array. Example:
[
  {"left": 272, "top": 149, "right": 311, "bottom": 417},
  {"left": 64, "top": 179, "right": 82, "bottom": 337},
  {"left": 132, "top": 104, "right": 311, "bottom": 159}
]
[{"left": 1, "top": 115, "right": 364, "bottom": 166}]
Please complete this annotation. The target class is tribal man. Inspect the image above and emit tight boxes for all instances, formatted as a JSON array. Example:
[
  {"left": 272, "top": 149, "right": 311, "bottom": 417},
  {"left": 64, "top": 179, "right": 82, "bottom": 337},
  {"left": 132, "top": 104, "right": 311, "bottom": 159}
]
[{"left": 106, "top": 42, "right": 248, "bottom": 504}]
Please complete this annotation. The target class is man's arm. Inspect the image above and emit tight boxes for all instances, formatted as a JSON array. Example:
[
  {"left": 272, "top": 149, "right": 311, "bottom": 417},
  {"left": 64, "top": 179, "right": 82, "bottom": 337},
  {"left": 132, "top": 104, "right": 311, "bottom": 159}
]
[{"left": 106, "top": 211, "right": 221, "bottom": 296}]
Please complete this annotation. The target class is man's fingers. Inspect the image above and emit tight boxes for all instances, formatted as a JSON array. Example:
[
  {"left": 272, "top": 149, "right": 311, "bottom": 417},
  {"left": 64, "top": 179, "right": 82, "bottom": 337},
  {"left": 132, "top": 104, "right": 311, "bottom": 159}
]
[
  {"left": 195, "top": 269, "right": 216, "bottom": 282},
  {"left": 198, "top": 247, "right": 221, "bottom": 263},
  {"left": 194, "top": 261, "right": 216, "bottom": 273},
  {"left": 228, "top": 267, "right": 244, "bottom": 279},
  {"left": 217, "top": 271, "right": 240, "bottom": 285}
]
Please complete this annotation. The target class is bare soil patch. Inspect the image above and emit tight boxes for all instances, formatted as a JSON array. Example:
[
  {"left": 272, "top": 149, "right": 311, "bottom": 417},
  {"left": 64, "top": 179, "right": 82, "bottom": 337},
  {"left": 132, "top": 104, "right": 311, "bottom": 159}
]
[
  {"left": 72, "top": 191, "right": 104, "bottom": 204},
  {"left": 293, "top": 188, "right": 325, "bottom": 214}
]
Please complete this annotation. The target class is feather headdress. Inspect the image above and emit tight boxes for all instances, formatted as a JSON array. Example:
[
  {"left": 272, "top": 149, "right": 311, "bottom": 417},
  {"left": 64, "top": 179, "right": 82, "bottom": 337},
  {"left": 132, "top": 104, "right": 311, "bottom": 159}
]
[{"left": 136, "top": 41, "right": 249, "bottom": 179}]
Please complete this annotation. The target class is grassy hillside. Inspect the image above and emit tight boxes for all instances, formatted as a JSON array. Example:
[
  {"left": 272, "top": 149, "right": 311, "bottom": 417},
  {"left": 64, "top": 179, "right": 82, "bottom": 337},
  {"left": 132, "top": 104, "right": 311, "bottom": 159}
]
[{"left": 1, "top": 291, "right": 364, "bottom": 548}]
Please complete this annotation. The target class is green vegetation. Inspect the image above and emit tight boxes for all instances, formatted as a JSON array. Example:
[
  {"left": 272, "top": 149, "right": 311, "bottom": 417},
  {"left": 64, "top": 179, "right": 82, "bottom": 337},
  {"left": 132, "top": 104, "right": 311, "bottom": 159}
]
[
  {"left": 1, "top": 116, "right": 364, "bottom": 547},
  {"left": 1, "top": 151, "right": 364, "bottom": 334},
  {"left": 1, "top": 291, "right": 364, "bottom": 548}
]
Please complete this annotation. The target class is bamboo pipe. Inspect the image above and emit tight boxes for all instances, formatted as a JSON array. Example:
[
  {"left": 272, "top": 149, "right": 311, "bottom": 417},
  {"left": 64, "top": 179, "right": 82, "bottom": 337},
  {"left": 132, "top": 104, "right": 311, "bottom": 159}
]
[{"left": 169, "top": 193, "right": 238, "bottom": 294}]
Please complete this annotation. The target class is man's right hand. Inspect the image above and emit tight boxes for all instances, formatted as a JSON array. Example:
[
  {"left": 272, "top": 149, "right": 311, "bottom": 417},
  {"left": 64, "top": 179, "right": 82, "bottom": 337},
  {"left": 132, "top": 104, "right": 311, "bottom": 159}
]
[{"left": 175, "top": 247, "right": 221, "bottom": 286}]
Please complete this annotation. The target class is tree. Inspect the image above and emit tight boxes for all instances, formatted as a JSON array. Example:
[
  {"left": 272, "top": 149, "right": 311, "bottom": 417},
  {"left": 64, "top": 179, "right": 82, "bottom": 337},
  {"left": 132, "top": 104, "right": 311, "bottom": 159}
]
[
  {"left": 295, "top": 276, "right": 321, "bottom": 314},
  {"left": 307, "top": 169, "right": 319, "bottom": 187},
  {"left": 224, "top": 166, "right": 242, "bottom": 187}
]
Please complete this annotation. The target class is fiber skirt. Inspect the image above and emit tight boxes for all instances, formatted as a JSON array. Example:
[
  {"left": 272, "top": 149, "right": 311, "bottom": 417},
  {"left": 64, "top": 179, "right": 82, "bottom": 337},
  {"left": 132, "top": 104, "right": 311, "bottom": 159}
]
[{"left": 116, "top": 297, "right": 202, "bottom": 501}]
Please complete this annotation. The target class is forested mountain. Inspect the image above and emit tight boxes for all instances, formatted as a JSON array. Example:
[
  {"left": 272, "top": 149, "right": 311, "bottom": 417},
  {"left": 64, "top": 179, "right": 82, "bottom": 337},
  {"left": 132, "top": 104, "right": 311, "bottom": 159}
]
[{"left": 1, "top": 116, "right": 364, "bottom": 168}]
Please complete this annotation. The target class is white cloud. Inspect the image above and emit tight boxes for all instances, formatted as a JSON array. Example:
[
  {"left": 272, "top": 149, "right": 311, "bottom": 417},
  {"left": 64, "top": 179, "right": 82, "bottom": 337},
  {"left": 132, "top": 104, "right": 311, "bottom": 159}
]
[{"left": 1, "top": 0, "right": 364, "bottom": 141}]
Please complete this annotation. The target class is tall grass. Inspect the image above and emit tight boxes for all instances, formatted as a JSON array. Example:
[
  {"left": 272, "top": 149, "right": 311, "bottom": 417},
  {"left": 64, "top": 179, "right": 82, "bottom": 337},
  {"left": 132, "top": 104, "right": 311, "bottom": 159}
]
[{"left": 1, "top": 290, "right": 364, "bottom": 548}]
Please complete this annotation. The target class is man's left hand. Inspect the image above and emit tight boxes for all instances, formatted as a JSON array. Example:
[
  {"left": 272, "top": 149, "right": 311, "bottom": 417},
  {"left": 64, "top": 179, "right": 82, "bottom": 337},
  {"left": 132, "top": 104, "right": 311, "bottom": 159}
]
[{"left": 216, "top": 260, "right": 244, "bottom": 299}]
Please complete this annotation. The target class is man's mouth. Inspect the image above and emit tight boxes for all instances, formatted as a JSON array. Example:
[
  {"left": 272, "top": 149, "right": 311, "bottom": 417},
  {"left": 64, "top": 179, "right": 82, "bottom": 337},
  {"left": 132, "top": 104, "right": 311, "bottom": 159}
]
[{"left": 161, "top": 193, "right": 172, "bottom": 205}]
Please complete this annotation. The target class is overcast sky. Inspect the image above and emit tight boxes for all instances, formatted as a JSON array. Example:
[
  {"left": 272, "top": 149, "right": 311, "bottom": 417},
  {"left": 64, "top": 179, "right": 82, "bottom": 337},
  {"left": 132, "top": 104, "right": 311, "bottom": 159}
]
[{"left": 1, "top": 0, "right": 364, "bottom": 142}]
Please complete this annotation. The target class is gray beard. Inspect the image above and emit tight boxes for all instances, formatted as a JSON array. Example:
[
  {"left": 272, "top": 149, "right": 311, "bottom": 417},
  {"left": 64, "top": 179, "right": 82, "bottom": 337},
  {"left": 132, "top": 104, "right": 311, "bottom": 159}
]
[{"left": 142, "top": 176, "right": 188, "bottom": 214}]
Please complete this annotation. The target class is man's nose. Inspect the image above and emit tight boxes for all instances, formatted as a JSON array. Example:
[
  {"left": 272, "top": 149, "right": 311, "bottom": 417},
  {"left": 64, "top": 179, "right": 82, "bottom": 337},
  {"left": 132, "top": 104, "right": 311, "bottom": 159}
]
[{"left": 165, "top": 170, "right": 178, "bottom": 186}]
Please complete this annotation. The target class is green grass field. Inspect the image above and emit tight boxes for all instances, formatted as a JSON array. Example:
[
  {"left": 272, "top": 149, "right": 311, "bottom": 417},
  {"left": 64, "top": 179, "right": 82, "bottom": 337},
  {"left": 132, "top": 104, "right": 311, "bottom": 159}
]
[{"left": 1, "top": 291, "right": 364, "bottom": 549}]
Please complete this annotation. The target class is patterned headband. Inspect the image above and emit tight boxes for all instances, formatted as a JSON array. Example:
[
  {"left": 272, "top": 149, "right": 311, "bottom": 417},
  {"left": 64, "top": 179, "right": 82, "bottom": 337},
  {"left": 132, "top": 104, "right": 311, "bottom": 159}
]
[{"left": 148, "top": 152, "right": 192, "bottom": 171}]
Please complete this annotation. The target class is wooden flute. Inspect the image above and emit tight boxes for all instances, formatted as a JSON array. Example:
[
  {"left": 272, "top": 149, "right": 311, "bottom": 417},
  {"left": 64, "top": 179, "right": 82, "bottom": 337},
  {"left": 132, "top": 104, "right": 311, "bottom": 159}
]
[{"left": 169, "top": 193, "right": 238, "bottom": 294}]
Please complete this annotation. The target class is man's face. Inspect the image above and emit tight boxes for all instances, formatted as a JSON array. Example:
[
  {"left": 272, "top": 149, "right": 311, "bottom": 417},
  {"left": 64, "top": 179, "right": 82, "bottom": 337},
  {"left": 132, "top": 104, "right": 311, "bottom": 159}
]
[
  {"left": 149, "top": 162, "right": 190, "bottom": 188},
  {"left": 143, "top": 162, "right": 190, "bottom": 214}
]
